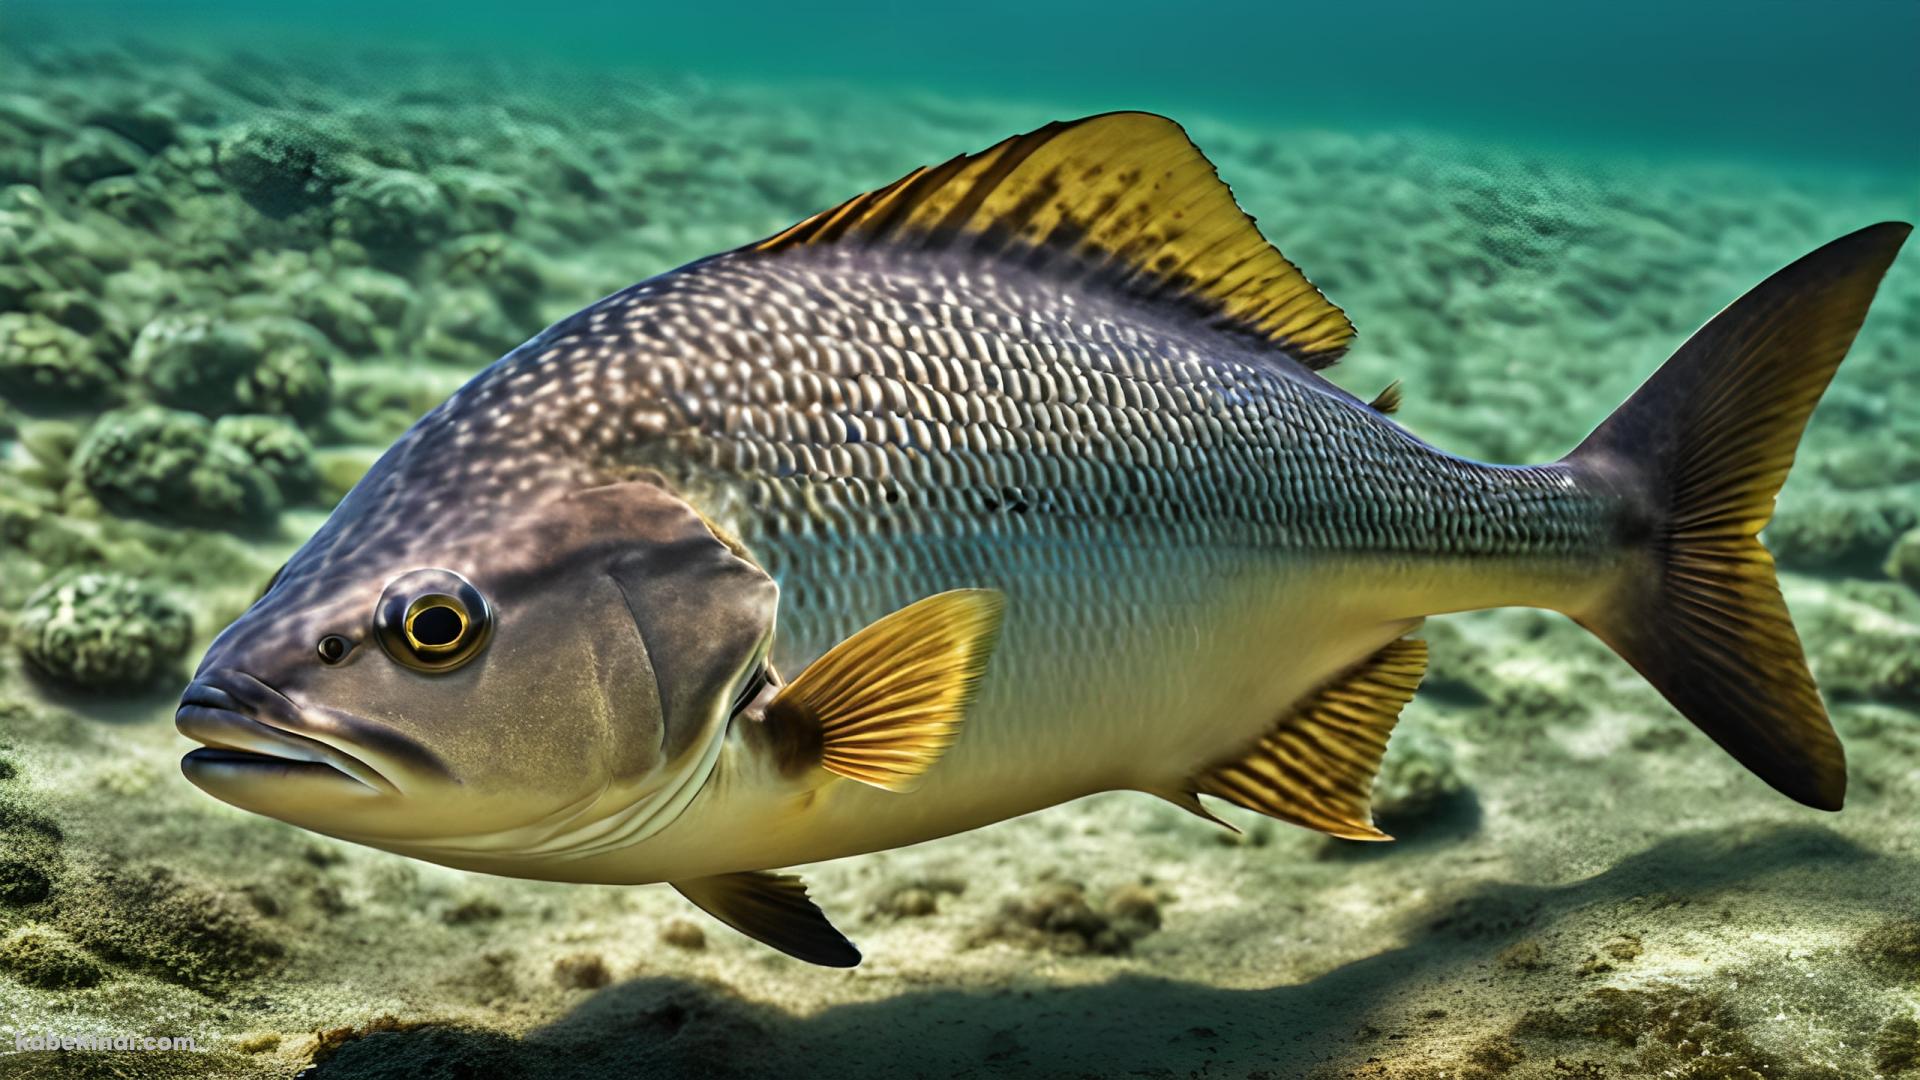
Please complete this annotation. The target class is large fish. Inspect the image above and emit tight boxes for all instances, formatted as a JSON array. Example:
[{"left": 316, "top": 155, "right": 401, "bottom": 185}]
[{"left": 175, "top": 113, "right": 1909, "bottom": 966}]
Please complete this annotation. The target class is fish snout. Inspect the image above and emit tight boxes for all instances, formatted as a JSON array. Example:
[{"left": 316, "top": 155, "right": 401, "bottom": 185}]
[{"left": 176, "top": 669, "right": 448, "bottom": 797}]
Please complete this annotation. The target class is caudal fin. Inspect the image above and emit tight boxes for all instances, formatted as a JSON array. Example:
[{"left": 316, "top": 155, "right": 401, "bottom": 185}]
[{"left": 1564, "top": 222, "right": 1910, "bottom": 811}]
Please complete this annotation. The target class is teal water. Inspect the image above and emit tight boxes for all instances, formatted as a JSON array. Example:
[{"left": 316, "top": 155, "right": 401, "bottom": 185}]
[
  {"left": 12, "top": 0, "right": 1920, "bottom": 172},
  {"left": 3, "top": 5, "right": 1920, "bottom": 1079}
]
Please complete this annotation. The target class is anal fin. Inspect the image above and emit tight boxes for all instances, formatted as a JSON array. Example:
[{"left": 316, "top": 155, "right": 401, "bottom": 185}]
[
  {"left": 1193, "top": 637, "right": 1428, "bottom": 841},
  {"left": 672, "top": 871, "right": 860, "bottom": 968}
]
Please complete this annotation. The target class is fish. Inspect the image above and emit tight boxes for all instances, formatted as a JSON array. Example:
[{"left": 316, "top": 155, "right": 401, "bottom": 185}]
[{"left": 174, "top": 112, "right": 1911, "bottom": 967}]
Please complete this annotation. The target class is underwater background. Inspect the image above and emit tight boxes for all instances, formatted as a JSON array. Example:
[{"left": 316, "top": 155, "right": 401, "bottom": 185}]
[{"left": 1, "top": 2, "right": 1917, "bottom": 1077}]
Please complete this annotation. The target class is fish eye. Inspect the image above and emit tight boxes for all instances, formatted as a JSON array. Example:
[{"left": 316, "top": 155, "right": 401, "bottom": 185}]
[{"left": 375, "top": 568, "right": 493, "bottom": 673}]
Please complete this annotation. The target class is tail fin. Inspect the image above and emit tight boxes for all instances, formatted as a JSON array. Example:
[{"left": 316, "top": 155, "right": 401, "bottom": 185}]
[{"left": 1564, "top": 222, "right": 1910, "bottom": 811}]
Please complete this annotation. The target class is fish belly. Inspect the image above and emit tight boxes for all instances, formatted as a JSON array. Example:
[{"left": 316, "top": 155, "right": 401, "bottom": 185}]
[{"left": 702, "top": 515, "right": 1415, "bottom": 867}]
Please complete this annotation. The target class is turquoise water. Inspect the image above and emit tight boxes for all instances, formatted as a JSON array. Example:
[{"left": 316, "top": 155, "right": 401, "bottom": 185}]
[
  {"left": 13, "top": 0, "right": 1920, "bottom": 171},
  {"left": 2, "top": 4, "right": 1919, "bottom": 1078}
]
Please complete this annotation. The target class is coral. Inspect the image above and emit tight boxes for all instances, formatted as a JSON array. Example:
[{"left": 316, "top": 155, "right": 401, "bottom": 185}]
[
  {"left": 130, "top": 312, "right": 333, "bottom": 422},
  {"left": 215, "top": 116, "right": 354, "bottom": 218},
  {"left": 73, "top": 405, "right": 281, "bottom": 524},
  {"left": 213, "top": 413, "right": 319, "bottom": 504},
  {"left": 54, "top": 864, "right": 283, "bottom": 990},
  {"left": 14, "top": 571, "right": 192, "bottom": 691},
  {"left": 0, "top": 312, "right": 115, "bottom": 404},
  {"left": 0, "top": 926, "right": 106, "bottom": 990}
]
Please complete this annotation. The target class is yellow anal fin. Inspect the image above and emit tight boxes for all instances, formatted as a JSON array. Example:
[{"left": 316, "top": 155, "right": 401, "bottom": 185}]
[
  {"left": 753, "top": 112, "right": 1355, "bottom": 368},
  {"left": 1195, "top": 637, "right": 1428, "bottom": 841},
  {"left": 767, "top": 589, "right": 1004, "bottom": 793},
  {"left": 672, "top": 871, "right": 859, "bottom": 967}
]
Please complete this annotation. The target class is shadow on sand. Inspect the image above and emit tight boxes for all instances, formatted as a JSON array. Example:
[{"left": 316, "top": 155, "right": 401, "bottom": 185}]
[{"left": 307, "top": 822, "right": 1874, "bottom": 1080}]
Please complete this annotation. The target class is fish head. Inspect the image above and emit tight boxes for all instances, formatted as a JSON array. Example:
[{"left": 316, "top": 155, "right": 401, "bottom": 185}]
[{"left": 177, "top": 475, "right": 779, "bottom": 859}]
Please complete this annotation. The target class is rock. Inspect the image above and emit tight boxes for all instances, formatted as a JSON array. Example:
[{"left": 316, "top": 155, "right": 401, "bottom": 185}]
[
  {"left": 417, "top": 287, "right": 525, "bottom": 364},
  {"left": 83, "top": 98, "right": 180, "bottom": 154},
  {"left": 47, "top": 127, "right": 146, "bottom": 187},
  {"left": 1766, "top": 493, "right": 1914, "bottom": 575},
  {"left": 0, "top": 926, "right": 106, "bottom": 990},
  {"left": 440, "top": 233, "right": 545, "bottom": 317},
  {"left": 0, "top": 858, "right": 52, "bottom": 906},
  {"left": 436, "top": 166, "right": 524, "bottom": 232},
  {"left": 1889, "top": 529, "right": 1920, "bottom": 593},
  {"left": 1814, "top": 630, "right": 1920, "bottom": 704},
  {"left": 0, "top": 92, "right": 69, "bottom": 137},
  {"left": 78, "top": 173, "right": 173, "bottom": 229},
  {"left": 211, "top": 414, "right": 319, "bottom": 504},
  {"left": 14, "top": 570, "right": 192, "bottom": 690},
  {"left": 73, "top": 405, "right": 282, "bottom": 525},
  {"left": 334, "top": 167, "right": 452, "bottom": 262},
  {"left": 334, "top": 265, "right": 415, "bottom": 324},
  {"left": 659, "top": 919, "right": 707, "bottom": 951},
  {"left": 1373, "top": 724, "right": 1469, "bottom": 823},
  {"left": 552, "top": 952, "right": 611, "bottom": 990},
  {"left": 130, "top": 312, "right": 332, "bottom": 422},
  {"left": 0, "top": 312, "right": 114, "bottom": 404},
  {"left": 215, "top": 116, "right": 354, "bottom": 218},
  {"left": 970, "top": 881, "right": 1163, "bottom": 956}
]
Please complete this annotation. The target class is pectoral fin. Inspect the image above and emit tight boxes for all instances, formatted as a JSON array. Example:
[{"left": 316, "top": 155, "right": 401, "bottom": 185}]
[
  {"left": 1192, "top": 637, "right": 1428, "bottom": 841},
  {"left": 765, "top": 589, "right": 1004, "bottom": 792},
  {"left": 671, "top": 871, "right": 860, "bottom": 968}
]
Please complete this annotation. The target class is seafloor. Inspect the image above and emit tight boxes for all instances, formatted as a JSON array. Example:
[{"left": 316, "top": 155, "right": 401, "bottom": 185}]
[{"left": 1, "top": 42, "right": 1918, "bottom": 1080}]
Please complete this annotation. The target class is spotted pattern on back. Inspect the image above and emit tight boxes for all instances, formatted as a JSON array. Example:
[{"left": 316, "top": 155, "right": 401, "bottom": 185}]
[{"left": 267, "top": 239, "right": 1615, "bottom": 691}]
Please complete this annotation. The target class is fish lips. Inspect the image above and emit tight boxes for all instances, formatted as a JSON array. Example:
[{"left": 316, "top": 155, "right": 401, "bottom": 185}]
[{"left": 175, "top": 671, "right": 443, "bottom": 800}]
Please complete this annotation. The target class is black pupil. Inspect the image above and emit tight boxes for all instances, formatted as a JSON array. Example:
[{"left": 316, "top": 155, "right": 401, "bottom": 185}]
[
  {"left": 412, "top": 605, "right": 464, "bottom": 647},
  {"left": 318, "top": 636, "right": 345, "bottom": 662}
]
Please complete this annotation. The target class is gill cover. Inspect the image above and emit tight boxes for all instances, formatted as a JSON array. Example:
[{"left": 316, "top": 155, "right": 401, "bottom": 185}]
[{"left": 594, "top": 484, "right": 780, "bottom": 764}]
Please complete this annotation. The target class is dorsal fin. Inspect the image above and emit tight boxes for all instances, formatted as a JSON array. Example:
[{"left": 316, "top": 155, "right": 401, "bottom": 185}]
[
  {"left": 754, "top": 112, "right": 1355, "bottom": 368},
  {"left": 1193, "top": 637, "right": 1428, "bottom": 841},
  {"left": 1367, "top": 380, "right": 1404, "bottom": 415}
]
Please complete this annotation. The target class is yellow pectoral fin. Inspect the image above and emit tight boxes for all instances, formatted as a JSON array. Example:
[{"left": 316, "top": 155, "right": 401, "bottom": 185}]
[
  {"left": 1193, "top": 637, "right": 1429, "bottom": 842},
  {"left": 765, "top": 589, "right": 1005, "bottom": 793}
]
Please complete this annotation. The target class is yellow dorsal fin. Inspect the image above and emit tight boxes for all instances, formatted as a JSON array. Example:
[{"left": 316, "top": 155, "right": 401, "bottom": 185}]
[
  {"left": 754, "top": 112, "right": 1355, "bottom": 367},
  {"left": 1194, "top": 637, "right": 1428, "bottom": 841},
  {"left": 1367, "top": 379, "right": 1404, "bottom": 415},
  {"left": 766, "top": 589, "right": 1004, "bottom": 792}
]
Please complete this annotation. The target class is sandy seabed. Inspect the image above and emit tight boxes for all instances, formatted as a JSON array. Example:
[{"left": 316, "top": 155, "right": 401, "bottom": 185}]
[{"left": 1, "top": 42, "right": 1918, "bottom": 1080}]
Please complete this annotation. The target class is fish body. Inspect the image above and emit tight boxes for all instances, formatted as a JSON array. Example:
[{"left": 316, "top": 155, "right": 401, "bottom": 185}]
[
  {"left": 488, "top": 241, "right": 1611, "bottom": 880},
  {"left": 176, "top": 113, "right": 1909, "bottom": 965}
]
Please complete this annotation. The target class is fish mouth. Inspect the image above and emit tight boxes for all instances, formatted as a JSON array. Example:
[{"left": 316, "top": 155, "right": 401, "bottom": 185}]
[{"left": 175, "top": 671, "right": 419, "bottom": 797}]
